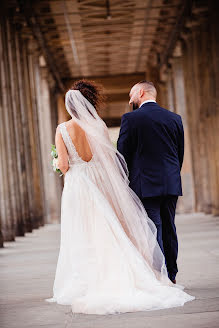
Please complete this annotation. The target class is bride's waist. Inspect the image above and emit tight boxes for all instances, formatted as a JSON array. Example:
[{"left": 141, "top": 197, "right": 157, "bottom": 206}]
[
  {"left": 68, "top": 160, "right": 99, "bottom": 169},
  {"left": 65, "top": 161, "right": 102, "bottom": 182}
]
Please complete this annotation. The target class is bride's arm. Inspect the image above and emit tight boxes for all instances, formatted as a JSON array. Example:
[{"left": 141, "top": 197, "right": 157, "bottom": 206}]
[{"left": 55, "top": 126, "right": 69, "bottom": 174}]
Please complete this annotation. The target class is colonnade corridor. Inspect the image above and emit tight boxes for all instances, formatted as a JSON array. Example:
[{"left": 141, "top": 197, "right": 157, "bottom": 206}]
[
  {"left": 1, "top": 213, "right": 219, "bottom": 327},
  {"left": 1, "top": 0, "right": 219, "bottom": 243},
  {"left": 1, "top": 0, "right": 219, "bottom": 327}
]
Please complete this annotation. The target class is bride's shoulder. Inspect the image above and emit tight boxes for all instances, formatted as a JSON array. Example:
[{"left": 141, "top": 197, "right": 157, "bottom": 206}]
[
  {"left": 64, "top": 119, "right": 78, "bottom": 128},
  {"left": 57, "top": 120, "right": 74, "bottom": 129},
  {"left": 56, "top": 121, "right": 67, "bottom": 135},
  {"left": 56, "top": 122, "right": 64, "bottom": 131}
]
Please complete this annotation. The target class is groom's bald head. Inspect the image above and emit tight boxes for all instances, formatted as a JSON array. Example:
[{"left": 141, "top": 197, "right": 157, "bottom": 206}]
[
  {"left": 137, "top": 80, "right": 157, "bottom": 98},
  {"left": 129, "top": 80, "right": 157, "bottom": 110}
]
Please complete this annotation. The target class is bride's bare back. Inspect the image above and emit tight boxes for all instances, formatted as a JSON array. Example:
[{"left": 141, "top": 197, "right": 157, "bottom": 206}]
[
  {"left": 55, "top": 119, "right": 93, "bottom": 174},
  {"left": 65, "top": 120, "right": 93, "bottom": 162}
]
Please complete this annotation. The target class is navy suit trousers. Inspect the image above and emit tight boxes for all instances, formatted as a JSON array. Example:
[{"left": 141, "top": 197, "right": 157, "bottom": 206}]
[{"left": 141, "top": 195, "right": 178, "bottom": 281}]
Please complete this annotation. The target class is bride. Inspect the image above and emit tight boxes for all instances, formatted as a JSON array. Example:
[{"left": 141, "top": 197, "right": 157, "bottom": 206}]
[{"left": 45, "top": 80, "right": 195, "bottom": 315}]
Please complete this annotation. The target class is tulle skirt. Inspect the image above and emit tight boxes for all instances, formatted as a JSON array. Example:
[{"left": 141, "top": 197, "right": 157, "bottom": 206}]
[{"left": 45, "top": 163, "right": 195, "bottom": 314}]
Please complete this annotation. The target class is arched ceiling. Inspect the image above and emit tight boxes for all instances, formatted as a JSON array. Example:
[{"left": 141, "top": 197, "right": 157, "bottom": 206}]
[
  {"left": 5, "top": 0, "right": 191, "bottom": 123},
  {"left": 14, "top": 0, "right": 187, "bottom": 83}
]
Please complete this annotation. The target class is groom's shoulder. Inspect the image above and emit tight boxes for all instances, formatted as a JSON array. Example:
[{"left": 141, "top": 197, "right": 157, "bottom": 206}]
[
  {"left": 121, "top": 105, "right": 182, "bottom": 125},
  {"left": 158, "top": 105, "right": 182, "bottom": 122},
  {"left": 121, "top": 107, "right": 143, "bottom": 121},
  {"left": 121, "top": 110, "right": 135, "bottom": 122}
]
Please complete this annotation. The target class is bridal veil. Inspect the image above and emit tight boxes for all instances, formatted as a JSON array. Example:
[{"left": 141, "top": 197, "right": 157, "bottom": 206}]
[{"left": 64, "top": 89, "right": 176, "bottom": 287}]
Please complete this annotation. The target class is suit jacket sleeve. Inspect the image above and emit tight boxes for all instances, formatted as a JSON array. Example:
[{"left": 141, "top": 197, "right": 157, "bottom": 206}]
[
  {"left": 117, "top": 114, "right": 132, "bottom": 168},
  {"left": 177, "top": 116, "right": 184, "bottom": 170}
]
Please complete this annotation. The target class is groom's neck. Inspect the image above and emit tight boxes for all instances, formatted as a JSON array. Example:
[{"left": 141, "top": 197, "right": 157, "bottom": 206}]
[{"left": 139, "top": 98, "right": 156, "bottom": 106}]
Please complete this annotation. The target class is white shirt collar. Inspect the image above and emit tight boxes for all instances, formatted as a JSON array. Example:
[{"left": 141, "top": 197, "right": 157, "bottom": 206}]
[{"left": 139, "top": 100, "right": 156, "bottom": 108}]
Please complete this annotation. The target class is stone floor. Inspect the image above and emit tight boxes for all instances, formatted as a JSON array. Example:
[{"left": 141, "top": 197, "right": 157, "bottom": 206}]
[{"left": 0, "top": 213, "right": 219, "bottom": 328}]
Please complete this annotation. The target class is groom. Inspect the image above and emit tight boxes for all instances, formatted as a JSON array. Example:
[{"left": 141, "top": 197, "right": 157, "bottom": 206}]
[{"left": 117, "top": 81, "right": 184, "bottom": 284}]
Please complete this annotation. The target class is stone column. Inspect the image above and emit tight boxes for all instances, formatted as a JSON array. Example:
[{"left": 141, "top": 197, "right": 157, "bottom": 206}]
[
  {"left": 0, "top": 19, "right": 9, "bottom": 245},
  {"left": 198, "top": 20, "right": 218, "bottom": 215},
  {"left": 0, "top": 17, "right": 16, "bottom": 241},
  {"left": 35, "top": 64, "right": 61, "bottom": 223},
  {"left": 181, "top": 7, "right": 219, "bottom": 215},
  {"left": 171, "top": 42, "right": 195, "bottom": 213},
  {"left": 194, "top": 19, "right": 214, "bottom": 214},
  {"left": 23, "top": 40, "right": 44, "bottom": 227},
  {"left": 6, "top": 18, "right": 30, "bottom": 234},
  {"left": 195, "top": 8, "right": 219, "bottom": 216},
  {"left": 16, "top": 31, "right": 37, "bottom": 231},
  {"left": 181, "top": 27, "right": 209, "bottom": 213},
  {"left": 209, "top": 1, "right": 219, "bottom": 215}
]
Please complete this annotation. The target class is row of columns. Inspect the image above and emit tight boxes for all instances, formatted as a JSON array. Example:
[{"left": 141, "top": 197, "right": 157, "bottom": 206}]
[
  {"left": 149, "top": 1, "right": 219, "bottom": 215},
  {"left": 0, "top": 15, "right": 62, "bottom": 247}
]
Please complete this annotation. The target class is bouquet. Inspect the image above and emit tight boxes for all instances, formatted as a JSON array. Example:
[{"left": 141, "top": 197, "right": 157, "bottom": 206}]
[{"left": 51, "top": 144, "right": 63, "bottom": 177}]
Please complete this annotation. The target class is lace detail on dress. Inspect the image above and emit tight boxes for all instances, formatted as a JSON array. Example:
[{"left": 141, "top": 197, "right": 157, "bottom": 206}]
[{"left": 59, "top": 122, "right": 82, "bottom": 165}]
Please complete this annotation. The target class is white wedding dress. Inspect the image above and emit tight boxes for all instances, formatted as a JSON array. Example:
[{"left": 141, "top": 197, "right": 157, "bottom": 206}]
[
  {"left": 45, "top": 121, "right": 195, "bottom": 315},
  {"left": 45, "top": 90, "right": 195, "bottom": 315}
]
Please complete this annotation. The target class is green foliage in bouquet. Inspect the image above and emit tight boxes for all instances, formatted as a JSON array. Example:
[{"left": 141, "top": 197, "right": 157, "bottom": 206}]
[{"left": 51, "top": 144, "right": 63, "bottom": 177}]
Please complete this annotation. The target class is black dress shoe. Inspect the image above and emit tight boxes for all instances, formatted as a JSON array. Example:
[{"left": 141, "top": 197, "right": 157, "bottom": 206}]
[{"left": 171, "top": 279, "right": 176, "bottom": 284}]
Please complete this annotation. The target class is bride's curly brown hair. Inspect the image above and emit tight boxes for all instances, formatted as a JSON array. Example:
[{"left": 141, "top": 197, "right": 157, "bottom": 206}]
[{"left": 70, "top": 79, "right": 106, "bottom": 111}]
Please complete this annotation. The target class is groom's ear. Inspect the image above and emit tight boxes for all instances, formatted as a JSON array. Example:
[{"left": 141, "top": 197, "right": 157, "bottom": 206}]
[{"left": 139, "top": 88, "right": 144, "bottom": 98}]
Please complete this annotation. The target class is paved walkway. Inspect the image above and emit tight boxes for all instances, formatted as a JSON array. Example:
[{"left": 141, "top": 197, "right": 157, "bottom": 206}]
[{"left": 0, "top": 213, "right": 219, "bottom": 328}]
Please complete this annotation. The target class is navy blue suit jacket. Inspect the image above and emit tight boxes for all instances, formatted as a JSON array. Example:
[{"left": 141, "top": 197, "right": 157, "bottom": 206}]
[{"left": 117, "top": 102, "right": 184, "bottom": 198}]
